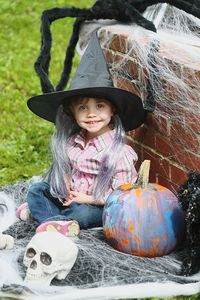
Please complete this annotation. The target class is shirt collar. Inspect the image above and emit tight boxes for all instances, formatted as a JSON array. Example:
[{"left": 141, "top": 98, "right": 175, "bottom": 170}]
[
  {"left": 74, "top": 128, "right": 115, "bottom": 152},
  {"left": 74, "top": 130, "right": 86, "bottom": 148}
]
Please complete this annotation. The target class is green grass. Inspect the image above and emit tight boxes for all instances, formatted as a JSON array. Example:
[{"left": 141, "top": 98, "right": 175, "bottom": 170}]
[
  {"left": 0, "top": 0, "right": 95, "bottom": 185},
  {"left": 0, "top": 1, "right": 199, "bottom": 300}
]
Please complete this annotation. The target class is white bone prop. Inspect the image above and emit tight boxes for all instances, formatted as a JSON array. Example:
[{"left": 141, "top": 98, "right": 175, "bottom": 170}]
[
  {"left": 0, "top": 234, "right": 14, "bottom": 250},
  {"left": 0, "top": 192, "right": 16, "bottom": 231},
  {"left": 23, "top": 231, "right": 78, "bottom": 286},
  {"left": 0, "top": 192, "right": 16, "bottom": 250}
]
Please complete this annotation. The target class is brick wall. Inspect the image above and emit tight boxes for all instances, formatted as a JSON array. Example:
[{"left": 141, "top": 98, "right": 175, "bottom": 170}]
[{"left": 99, "top": 27, "right": 200, "bottom": 191}]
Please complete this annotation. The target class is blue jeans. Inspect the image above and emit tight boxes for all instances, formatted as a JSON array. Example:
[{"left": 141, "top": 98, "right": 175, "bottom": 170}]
[{"left": 27, "top": 182, "right": 103, "bottom": 229}]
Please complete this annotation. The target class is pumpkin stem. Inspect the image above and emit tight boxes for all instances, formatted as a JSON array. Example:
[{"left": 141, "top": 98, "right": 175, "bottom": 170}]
[{"left": 136, "top": 160, "right": 150, "bottom": 188}]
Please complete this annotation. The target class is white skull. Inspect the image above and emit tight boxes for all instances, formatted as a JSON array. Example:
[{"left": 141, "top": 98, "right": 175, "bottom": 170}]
[{"left": 23, "top": 231, "right": 78, "bottom": 286}]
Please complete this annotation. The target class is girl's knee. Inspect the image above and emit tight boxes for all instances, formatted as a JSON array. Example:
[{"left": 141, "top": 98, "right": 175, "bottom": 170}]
[
  {"left": 28, "top": 181, "right": 49, "bottom": 194},
  {"left": 27, "top": 182, "right": 49, "bottom": 206}
]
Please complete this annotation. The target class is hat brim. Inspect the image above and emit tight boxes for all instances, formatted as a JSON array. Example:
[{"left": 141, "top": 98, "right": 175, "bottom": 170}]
[{"left": 27, "top": 87, "right": 146, "bottom": 131}]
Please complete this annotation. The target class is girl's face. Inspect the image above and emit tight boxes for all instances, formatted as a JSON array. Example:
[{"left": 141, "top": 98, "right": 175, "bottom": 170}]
[{"left": 70, "top": 97, "right": 114, "bottom": 138}]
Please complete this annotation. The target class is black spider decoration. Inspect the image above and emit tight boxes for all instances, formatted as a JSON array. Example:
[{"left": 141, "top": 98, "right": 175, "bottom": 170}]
[
  {"left": 35, "top": 0, "right": 200, "bottom": 94},
  {"left": 177, "top": 171, "right": 200, "bottom": 276}
]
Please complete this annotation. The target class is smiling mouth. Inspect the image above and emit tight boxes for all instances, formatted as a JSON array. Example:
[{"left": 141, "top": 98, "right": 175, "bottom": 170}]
[{"left": 86, "top": 121, "right": 101, "bottom": 124}]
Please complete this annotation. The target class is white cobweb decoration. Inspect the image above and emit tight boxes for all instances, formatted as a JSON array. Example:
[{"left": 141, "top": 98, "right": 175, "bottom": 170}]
[
  {"left": 94, "top": 3, "right": 200, "bottom": 193},
  {"left": 0, "top": 4, "right": 200, "bottom": 300},
  {"left": 0, "top": 179, "right": 200, "bottom": 299}
]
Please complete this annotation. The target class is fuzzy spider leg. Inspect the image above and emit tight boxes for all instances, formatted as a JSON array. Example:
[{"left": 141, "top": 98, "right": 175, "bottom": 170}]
[
  {"left": 93, "top": 0, "right": 157, "bottom": 32},
  {"left": 56, "top": 18, "right": 85, "bottom": 91},
  {"left": 34, "top": 11, "right": 54, "bottom": 93},
  {"left": 114, "top": 0, "right": 157, "bottom": 32},
  {"left": 35, "top": 7, "right": 95, "bottom": 93}
]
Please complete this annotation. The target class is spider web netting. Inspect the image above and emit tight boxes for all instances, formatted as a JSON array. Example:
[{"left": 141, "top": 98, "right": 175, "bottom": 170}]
[
  {"left": 97, "top": 4, "right": 200, "bottom": 194},
  {"left": 0, "top": 4, "right": 200, "bottom": 300},
  {"left": 0, "top": 180, "right": 200, "bottom": 300}
]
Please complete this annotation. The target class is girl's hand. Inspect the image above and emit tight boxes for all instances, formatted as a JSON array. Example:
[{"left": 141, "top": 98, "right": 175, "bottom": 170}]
[{"left": 63, "top": 191, "right": 94, "bottom": 206}]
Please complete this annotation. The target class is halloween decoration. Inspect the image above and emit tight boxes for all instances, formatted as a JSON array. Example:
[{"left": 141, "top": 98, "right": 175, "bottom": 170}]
[
  {"left": 0, "top": 192, "right": 15, "bottom": 250},
  {"left": 1, "top": 179, "right": 200, "bottom": 298},
  {"left": 103, "top": 160, "right": 186, "bottom": 257},
  {"left": 34, "top": 0, "right": 200, "bottom": 93},
  {"left": 23, "top": 231, "right": 78, "bottom": 286},
  {"left": 177, "top": 171, "right": 200, "bottom": 276},
  {"left": 0, "top": 234, "right": 14, "bottom": 250}
]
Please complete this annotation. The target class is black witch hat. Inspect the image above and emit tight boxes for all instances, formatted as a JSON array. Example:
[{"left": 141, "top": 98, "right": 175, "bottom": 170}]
[{"left": 27, "top": 32, "right": 146, "bottom": 131}]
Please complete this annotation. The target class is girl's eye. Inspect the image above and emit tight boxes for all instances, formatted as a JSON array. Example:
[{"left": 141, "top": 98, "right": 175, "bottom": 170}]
[
  {"left": 78, "top": 105, "right": 86, "bottom": 111},
  {"left": 97, "top": 103, "right": 104, "bottom": 109}
]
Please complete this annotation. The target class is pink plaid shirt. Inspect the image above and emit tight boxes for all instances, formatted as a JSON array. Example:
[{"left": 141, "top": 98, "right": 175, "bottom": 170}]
[{"left": 67, "top": 129, "right": 138, "bottom": 202}]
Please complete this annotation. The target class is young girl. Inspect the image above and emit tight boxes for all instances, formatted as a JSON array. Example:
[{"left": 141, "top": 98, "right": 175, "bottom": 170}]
[{"left": 16, "top": 32, "right": 146, "bottom": 236}]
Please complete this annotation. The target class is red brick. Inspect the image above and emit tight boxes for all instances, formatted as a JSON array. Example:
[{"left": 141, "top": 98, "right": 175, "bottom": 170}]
[
  {"left": 181, "top": 66, "right": 200, "bottom": 88},
  {"left": 108, "top": 33, "right": 129, "bottom": 54},
  {"left": 134, "top": 143, "right": 143, "bottom": 170},
  {"left": 113, "top": 76, "right": 141, "bottom": 96},
  {"left": 161, "top": 80, "right": 180, "bottom": 102},
  {"left": 162, "top": 105, "right": 200, "bottom": 134},
  {"left": 143, "top": 149, "right": 170, "bottom": 183},
  {"left": 155, "top": 135, "right": 173, "bottom": 157},
  {"left": 131, "top": 125, "right": 156, "bottom": 149},
  {"left": 191, "top": 89, "right": 199, "bottom": 105},
  {"left": 104, "top": 49, "right": 126, "bottom": 66},
  {"left": 184, "top": 110, "right": 200, "bottom": 134},
  {"left": 154, "top": 134, "right": 199, "bottom": 171},
  {"left": 169, "top": 142, "right": 200, "bottom": 171},
  {"left": 170, "top": 121, "right": 199, "bottom": 152},
  {"left": 170, "top": 165, "right": 188, "bottom": 185},
  {"left": 146, "top": 113, "right": 170, "bottom": 136},
  {"left": 130, "top": 126, "right": 145, "bottom": 142},
  {"left": 126, "top": 59, "right": 140, "bottom": 79},
  {"left": 156, "top": 100, "right": 180, "bottom": 117},
  {"left": 114, "top": 55, "right": 140, "bottom": 79},
  {"left": 164, "top": 57, "right": 182, "bottom": 78},
  {"left": 112, "top": 52, "right": 124, "bottom": 65},
  {"left": 157, "top": 176, "right": 179, "bottom": 193},
  {"left": 104, "top": 49, "right": 114, "bottom": 64}
]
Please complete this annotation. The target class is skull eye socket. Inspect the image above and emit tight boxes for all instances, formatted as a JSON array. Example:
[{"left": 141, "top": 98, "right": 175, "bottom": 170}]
[
  {"left": 40, "top": 252, "right": 52, "bottom": 265},
  {"left": 26, "top": 248, "right": 36, "bottom": 258}
]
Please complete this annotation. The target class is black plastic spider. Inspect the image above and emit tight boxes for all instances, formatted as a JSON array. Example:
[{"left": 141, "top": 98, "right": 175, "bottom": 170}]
[{"left": 34, "top": 0, "right": 200, "bottom": 94}]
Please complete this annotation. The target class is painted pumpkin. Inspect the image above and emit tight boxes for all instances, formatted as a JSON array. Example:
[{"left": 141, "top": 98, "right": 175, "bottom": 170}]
[{"left": 103, "top": 161, "right": 186, "bottom": 257}]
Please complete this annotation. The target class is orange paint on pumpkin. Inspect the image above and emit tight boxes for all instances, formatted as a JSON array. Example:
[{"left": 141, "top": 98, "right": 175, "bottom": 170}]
[
  {"left": 128, "top": 220, "right": 134, "bottom": 232},
  {"left": 121, "top": 239, "right": 129, "bottom": 245},
  {"left": 153, "top": 184, "right": 167, "bottom": 191},
  {"left": 104, "top": 228, "right": 111, "bottom": 238},
  {"left": 129, "top": 225, "right": 134, "bottom": 231},
  {"left": 115, "top": 243, "right": 121, "bottom": 251},
  {"left": 149, "top": 248, "right": 155, "bottom": 256},
  {"left": 163, "top": 235, "right": 167, "bottom": 243},
  {"left": 134, "top": 189, "right": 142, "bottom": 198},
  {"left": 134, "top": 235, "right": 141, "bottom": 243},
  {"left": 136, "top": 250, "right": 146, "bottom": 256},
  {"left": 153, "top": 237, "right": 160, "bottom": 250},
  {"left": 120, "top": 183, "right": 134, "bottom": 191}
]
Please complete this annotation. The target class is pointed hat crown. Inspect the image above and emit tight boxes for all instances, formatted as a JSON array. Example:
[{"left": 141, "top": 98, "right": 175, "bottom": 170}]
[{"left": 69, "top": 31, "right": 113, "bottom": 90}]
